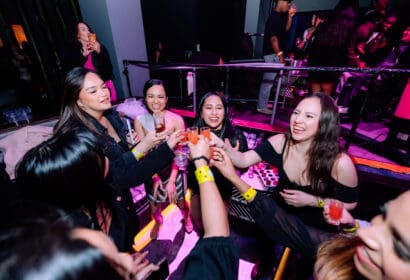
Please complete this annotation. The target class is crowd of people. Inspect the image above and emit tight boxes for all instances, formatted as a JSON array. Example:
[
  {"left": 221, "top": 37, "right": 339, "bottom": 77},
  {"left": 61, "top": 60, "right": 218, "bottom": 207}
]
[
  {"left": 259, "top": 0, "right": 409, "bottom": 122},
  {"left": 1, "top": 1, "right": 410, "bottom": 279}
]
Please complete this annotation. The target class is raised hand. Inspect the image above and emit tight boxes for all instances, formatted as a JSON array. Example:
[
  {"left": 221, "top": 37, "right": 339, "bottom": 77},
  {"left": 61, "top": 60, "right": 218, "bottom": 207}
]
[{"left": 212, "top": 147, "right": 237, "bottom": 178}]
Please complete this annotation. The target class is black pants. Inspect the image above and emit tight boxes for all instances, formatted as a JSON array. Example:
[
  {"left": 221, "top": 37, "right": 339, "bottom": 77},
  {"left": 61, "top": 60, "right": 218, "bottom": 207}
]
[{"left": 248, "top": 192, "right": 335, "bottom": 259}]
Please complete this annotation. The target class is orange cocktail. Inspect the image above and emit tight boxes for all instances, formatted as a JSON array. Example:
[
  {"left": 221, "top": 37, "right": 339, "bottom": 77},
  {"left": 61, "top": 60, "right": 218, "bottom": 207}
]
[{"left": 187, "top": 127, "right": 198, "bottom": 144}]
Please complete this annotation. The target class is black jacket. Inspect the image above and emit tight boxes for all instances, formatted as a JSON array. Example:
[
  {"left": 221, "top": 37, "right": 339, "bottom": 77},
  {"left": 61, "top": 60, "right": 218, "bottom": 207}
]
[{"left": 61, "top": 44, "right": 114, "bottom": 81}]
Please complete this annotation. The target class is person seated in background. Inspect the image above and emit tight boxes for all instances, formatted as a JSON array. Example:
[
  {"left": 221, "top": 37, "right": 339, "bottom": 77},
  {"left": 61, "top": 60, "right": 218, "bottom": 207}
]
[
  {"left": 186, "top": 91, "right": 248, "bottom": 232},
  {"left": 212, "top": 93, "right": 358, "bottom": 260},
  {"left": 315, "top": 190, "right": 410, "bottom": 280},
  {"left": 0, "top": 201, "right": 159, "bottom": 280},
  {"left": 183, "top": 135, "right": 239, "bottom": 279},
  {"left": 53, "top": 67, "right": 183, "bottom": 251},
  {"left": 134, "top": 79, "right": 192, "bottom": 239}
]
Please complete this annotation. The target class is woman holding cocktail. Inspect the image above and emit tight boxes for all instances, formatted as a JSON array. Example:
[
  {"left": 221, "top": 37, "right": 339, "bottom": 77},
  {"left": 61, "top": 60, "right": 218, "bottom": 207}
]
[
  {"left": 54, "top": 68, "right": 182, "bottom": 251},
  {"left": 134, "top": 79, "right": 192, "bottom": 239},
  {"left": 214, "top": 92, "right": 358, "bottom": 258},
  {"left": 186, "top": 91, "right": 248, "bottom": 231},
  {"left": 62, "top": 21, "right": 118, "bottom": 101}
]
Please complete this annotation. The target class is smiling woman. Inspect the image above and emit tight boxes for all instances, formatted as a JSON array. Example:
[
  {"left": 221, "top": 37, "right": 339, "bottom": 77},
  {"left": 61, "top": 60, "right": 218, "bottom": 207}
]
[
  {"left": 133, "top": 78, "right": 192, "bottom": 240},
  {"left": 216, "top": 92, "right": 358, "bottom": 258},
  {"left": 187, "top": 91, "right": 248, "bottom": 230},
  {"left": 53, "top": 68, "right": 182, "bottom": 251}
]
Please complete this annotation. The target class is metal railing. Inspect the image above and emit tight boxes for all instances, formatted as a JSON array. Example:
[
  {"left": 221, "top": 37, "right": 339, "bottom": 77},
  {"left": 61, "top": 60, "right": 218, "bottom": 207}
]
[{"left": 122, "top": 60, "right": 410, "bottom": 148}]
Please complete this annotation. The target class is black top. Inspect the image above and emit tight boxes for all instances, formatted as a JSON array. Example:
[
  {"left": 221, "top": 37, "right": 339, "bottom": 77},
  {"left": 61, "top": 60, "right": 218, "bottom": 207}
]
[
  {"left": 254, "top": 139, "right": 358, "bottom": 232},
  {"left": 60, "top": 109, "right": 175, "bottom": 251},
  {"left": 183, "top": 237, "right": 239, "bottom": 280},
  {"left": 61, "top": 44, "right": 114, "bottom": 82},
  {"left": 262, "top": 11, "right": 289, "bottom": 56}
]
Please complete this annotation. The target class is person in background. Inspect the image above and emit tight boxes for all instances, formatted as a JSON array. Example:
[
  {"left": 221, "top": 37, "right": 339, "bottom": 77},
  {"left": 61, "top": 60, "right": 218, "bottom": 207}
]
[
  {"left": 296, "top": 12, "right": 325, "bottom": 58},
  {"left": 257, "top": 0, "right": 296, "bottom": 115},
  {"left": 186, "top": 91, "right": 248, "bottom": 231},
  {"left": 62, "top": 21, "right": 118, "bottom": 102},
  {"left": 134, "top": 79, "right": 192, "bottom": 239},
  {"left": 54, "top": 67, "right": 182, "bottom": 251},
  {"left": 213, "top": 93, "right": 358, "bottom": 258},
  {"left": 361, "top": 0, "right": 389, "bottom": 25},
  {"left": 315, "top": 190, "right": 410, "bottom": 280},
  {"left": 307, "top": 0, "right": 359, "bottom": 95}
]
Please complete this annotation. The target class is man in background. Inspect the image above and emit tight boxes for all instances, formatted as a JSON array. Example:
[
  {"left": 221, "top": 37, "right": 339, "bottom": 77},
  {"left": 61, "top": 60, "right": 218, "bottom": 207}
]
[{"left": 257, "top": 0, "right": 296, "bottom": 115}]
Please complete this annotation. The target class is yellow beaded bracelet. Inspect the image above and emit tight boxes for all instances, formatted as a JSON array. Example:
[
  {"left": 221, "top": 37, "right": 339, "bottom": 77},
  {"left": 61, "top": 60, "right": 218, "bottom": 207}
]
[
  {"left": 194, "top": 165, "right": 214, "bottom": 185},
  {"left": 131, "top": 147, "right": 145, "bottom": 160},
  {"left": 242, "top": 187, "right": 257, "bottom": 202},
  {"left": 343, "top": 220, "right": 360, "bottom": 233}
]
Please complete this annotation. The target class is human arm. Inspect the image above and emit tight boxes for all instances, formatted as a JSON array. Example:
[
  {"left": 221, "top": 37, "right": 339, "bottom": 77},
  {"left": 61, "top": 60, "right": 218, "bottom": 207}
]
[
  {"left": 286, "top": 5, "right": 297, "bottom": 32},
  {"left": 210, "top": 133, "right": 261, "bottom": 168},
  {"left": 131, "top": 130, "right": 168, "bottom": 156},
  {"left": 212, "top": 147, "right": 256, "bottom": 200},
  {"left": 133, "top": 118, "right": 147, "bottom": 139},
  {"left": 330, "top": 153, "right": 358, "bottom": 210},
  {"left": 188, "top": 137, "right": 229, "bottom": 238},
  {"left": 108, "top": 141, "right": 175, "bottom": 189},
  {"left": 347, "top": 23, "right": 373, "bottom": 68},
  {"left": 270, "top": 36, "right": 285, "bottom": 63},
  {"left": 164, "top": 162, "right": 179, "bottom": 204}
]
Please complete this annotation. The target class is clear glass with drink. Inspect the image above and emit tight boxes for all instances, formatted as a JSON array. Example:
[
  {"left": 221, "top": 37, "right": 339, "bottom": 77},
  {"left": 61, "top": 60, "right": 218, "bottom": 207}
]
[
  {"left": 153, "top": 113, "right": 166, "bottom": 133},
  {"left": 187, "top": 126, "right": 198, "bottom": 144}
]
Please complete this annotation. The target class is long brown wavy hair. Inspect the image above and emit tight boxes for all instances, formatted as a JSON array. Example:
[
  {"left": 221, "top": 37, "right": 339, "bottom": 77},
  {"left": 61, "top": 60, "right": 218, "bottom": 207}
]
[{"left": 285, "top": 92, "right": 342, "bottom": 195}]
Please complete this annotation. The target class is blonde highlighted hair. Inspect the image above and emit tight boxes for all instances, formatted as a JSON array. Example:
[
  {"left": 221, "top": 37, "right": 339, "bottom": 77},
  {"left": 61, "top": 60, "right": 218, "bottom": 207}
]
[{"left": 315, "top": 235, "right": 366, "bottom": 280}]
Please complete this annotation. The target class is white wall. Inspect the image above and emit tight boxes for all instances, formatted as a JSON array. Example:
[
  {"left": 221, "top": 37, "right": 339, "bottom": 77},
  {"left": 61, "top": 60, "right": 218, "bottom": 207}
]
[{"left": 79, "top": 0, "right": 149, "bottom": 98}]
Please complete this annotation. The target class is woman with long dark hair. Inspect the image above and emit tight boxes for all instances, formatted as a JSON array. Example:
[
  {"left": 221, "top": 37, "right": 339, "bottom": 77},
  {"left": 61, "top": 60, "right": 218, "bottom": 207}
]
[
  {"left": 187, "top": 91, "right": 248, "bottom": 230},
  {"left": 62, "top": 21, "right": 118, "bottom": 101},
  {"left": 16, "top": 128, "right": 110, "bottom": 231},
  {"left": 214, "top": 92, "right": 358, "bottom": 257},
  {"left": 134, "top": 78, "right": 192, "bottom": 239},
  {"left": 53, "top": 67, "right": 182, "bottom": 251}
]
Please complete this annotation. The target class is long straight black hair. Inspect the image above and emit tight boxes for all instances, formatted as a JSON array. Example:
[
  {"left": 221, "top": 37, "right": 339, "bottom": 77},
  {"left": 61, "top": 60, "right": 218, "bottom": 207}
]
[
  {"left": 15, "top": 128, "right": 110, "bottom": 229},
  {"left": 194, "top": 91, "right": 232, "bottom": 139}
]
